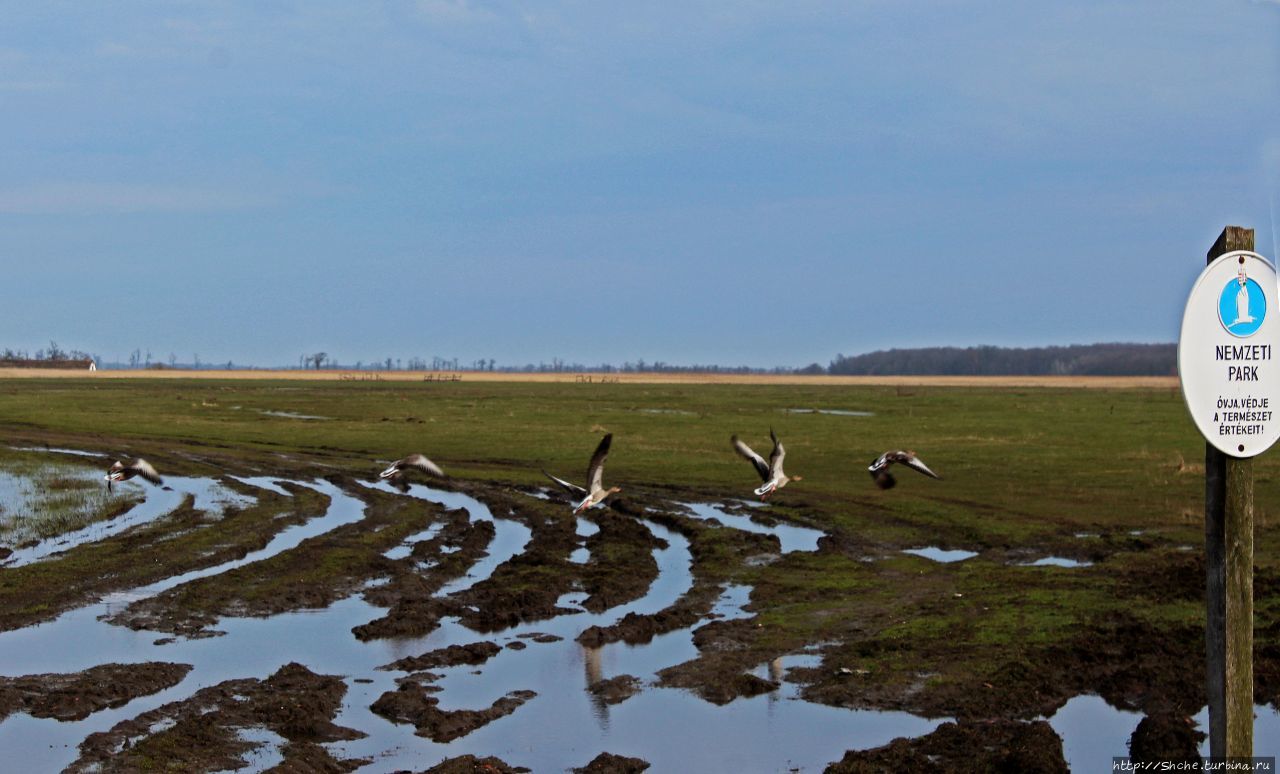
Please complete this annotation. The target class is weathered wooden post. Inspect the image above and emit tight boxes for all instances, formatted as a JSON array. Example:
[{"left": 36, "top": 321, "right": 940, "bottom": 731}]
[
  {"left": 1182, "top": 225, "right": 1272, "bottom": 758},
  {"left": 1204, "top": 226, "right": 1255, "bottom": 757}
]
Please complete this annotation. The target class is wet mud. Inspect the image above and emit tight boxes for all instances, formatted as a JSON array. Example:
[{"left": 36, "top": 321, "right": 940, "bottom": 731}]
[
  {"left": 1, "top": 432, "right": 1276, "bottom": 769},
  {"left": 370, "top": 686, "right": 537, "bottom": 742},
  {"left": 423, "top": 754, "right": 530, "bottom": 773},
  {"left": 0, "top": 662, "right": 191, "bottom": 722},
  {"left": 586, "top": 674, "right": 642, "bottom": 706},
  {"left": 69, "top": 662, "right": 363, "bottom": 773},
  {"left": 573, "top": 752, "right": 651, "bottom": 772},
  {"left": 825, "top": 719, "right": 1068, "bottom": 773}
]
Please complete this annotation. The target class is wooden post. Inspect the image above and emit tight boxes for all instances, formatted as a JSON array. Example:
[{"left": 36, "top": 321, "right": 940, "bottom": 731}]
[{"left": 1204, "top": 225, "right": 1255, "bottom": 757}]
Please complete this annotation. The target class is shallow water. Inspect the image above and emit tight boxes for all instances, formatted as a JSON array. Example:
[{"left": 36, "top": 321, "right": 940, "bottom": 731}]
[
  {"left": 1, "top": 470, "right": 256, "bottom": 568},
  {"left": 257, "top": 410, "right": 330, "bottom": 420},
  {"left": 902, "top": 546, "right": 979, "bottom": 563},
  {"left": 228, "top": 476, "right": 295, "bottom": 497},
  {"left": 0, "top": 472, "right": 950, "bottom": 772},
  {"left": 8, "top": 446, "right": 107, "bottom": 459},
  {"left": 359, "top": 480, "right": 535, "bottom": 598},
  {"left": 784, "top": 408, "right": 875, "bottom": 417},
  {"left": 1020, "top": 556, "right": 1093, "bottom": 568},
  {"left": 681, "top": 501, "right": 824, "bottom": 553},
  {"left": 0, "top": 459, "right": 1222, "bottom": 771},
  {"left": 1046, "top": 694, "right": 1280, "bottom": 768}
]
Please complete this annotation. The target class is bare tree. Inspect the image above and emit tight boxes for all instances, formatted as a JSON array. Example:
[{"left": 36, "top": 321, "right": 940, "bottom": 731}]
[{"left": 309, "top": 352, "right": 328, "bottom": 370}]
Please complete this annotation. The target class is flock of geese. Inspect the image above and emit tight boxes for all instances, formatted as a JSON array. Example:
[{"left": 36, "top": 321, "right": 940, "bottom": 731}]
[{"left": 103, "top": 431, "right": 940, "bottom": 512}]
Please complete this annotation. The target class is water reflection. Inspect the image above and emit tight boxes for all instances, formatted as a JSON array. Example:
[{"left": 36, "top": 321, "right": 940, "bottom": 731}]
[
  {"left": 680, "top": 502, "right": 824, "bottom": 553},
  {"left": 0, "top": 467, "right": 952, "bottom": 772}
]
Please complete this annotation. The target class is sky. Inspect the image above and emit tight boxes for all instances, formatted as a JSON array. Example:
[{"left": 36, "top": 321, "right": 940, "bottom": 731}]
[{"left": 2, "top": 1, "right": 1279, "bottom": 369}]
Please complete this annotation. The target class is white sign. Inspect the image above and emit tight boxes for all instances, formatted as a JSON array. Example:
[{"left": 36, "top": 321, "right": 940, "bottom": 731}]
[{"left": 1179, "top": 250, "right": 1280, "bottom": 457}]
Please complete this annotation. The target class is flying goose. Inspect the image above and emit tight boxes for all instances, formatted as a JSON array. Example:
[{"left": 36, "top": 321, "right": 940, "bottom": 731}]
[
  {"left": 732, "top": 429, "right": 800, "bottom": 500},
  {"left": 868, "top": 450, "right": 940, "bottom": 490},
  {"left": 379, "top": 454, "right": 446, "bottom": 491},
  {"left": 543, "top": 433, "right": 620, "bottom": 514},
  {"left": 105, "top": 459, "right": 163, "bottom": 492}
]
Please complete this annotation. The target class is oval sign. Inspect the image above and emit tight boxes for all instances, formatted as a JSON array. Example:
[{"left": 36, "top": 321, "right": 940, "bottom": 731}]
[{"left": 1179, "top": 250, "right": 1280, "bottom": 457}]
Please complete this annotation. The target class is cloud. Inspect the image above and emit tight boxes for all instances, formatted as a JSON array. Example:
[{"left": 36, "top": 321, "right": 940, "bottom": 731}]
[{"left": 0, "top": 182, "right": 277, "bottom": 214}]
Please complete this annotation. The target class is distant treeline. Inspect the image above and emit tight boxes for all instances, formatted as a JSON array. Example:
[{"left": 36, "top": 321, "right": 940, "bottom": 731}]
[
  {"left": 828, "top": 343, "right": 1176, "bottom": 377},
  {"left": 3, "top": 341, "right": 1177, "bottom": 376},
  {"left": 1, "top": 342, "right": 96, "bottom": 368}
]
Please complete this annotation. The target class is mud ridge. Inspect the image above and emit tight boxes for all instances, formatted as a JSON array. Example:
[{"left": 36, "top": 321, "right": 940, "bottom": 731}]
[
  {"left": 370, "top": 686, "right": 537, "bottom": 742},
  {"left": 70, "top": 662, "right": 364, "bottom": 773},
  {"left": 0, "top": 662, "right": 192, "bottom": 722}
]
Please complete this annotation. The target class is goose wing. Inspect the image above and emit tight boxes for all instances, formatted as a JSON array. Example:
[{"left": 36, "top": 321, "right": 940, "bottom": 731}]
[
  {"left": 586, "top": 433, "right": 612, "bottom": 493},
  {"left": 902, "top": 453, "right": 940, "bottom": 480},
  {"left": 543, "top": 469, "right": 587, "bottom": 498},
  {"left": 400, "top": 454, "right": 445, "bottom": 478},
  {"left": 867, "top": 452, "right": 892, "bottom": 473},
  {"left": 126, "top": 459, "right": 163, "bottom": 486},
  {"left": 732, "top": 435, "right": 771, "bottom": 482},
  {"left": 767, "top": 428, "right": 786, "bottom": 477}
]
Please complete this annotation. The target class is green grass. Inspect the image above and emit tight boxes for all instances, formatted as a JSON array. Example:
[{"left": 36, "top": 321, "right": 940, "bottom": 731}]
[{"left": 0, "top": 450, "right": 141, "bottom": 547}]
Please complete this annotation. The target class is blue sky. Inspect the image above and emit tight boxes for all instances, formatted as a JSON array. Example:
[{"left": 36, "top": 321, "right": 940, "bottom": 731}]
[{"left": 2, "top": 1, "right": 1278, "bottom": 368}]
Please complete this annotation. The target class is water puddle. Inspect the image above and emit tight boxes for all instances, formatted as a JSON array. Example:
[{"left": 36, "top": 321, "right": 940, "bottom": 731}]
[
  {"left": 228, "top": 476, "right": 295, "bottom": 497},
  {"left": 1048, "top": 695, "right": 1280, "bottom": 769},
  {"left": 636, "top": 408, "right": 697, "bottom": 415},
  {"left": 0, "top": 472, "right": 955, "bottom": 772},
  {"left": 1018, "top": 556, "right": 1093, "bottom": 568},
  {"left": 257, "top": 410, "right": 329, "bottom": 420},
  {"left": 784, "top": 408, "right": 875, "bottom": 417},
  {"left": 361, "top": 480, "right": 534, "bottom": 598},
  {"left": 681, "top": 502, "right": 824, "bottom": 553},
  {"left": 902, "top": 547, "right": 978, "bottom": 563},
  {"left": 8, "top": 446, "right": 109, "bottom": 459},
  {"left": 383, "top": 524, "right": 444, "bottom": 561},
  {"left": 211, "top": 727, "right": 287, "bottom": 772}
]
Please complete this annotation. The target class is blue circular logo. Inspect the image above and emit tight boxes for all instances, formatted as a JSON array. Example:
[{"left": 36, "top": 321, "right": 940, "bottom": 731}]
[{"left": 1219, "top": 277, "right": 1266, "bottom": 337}]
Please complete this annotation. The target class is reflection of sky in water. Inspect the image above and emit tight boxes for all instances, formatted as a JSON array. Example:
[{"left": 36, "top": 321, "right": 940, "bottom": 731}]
[
  {"left": 257, "top": 409, "right": 329, "bottom": 420},
  {"left": 1048, "top": 695, "right": 1280, "bottom": 769},
  {"left": 681, "top": 501, "right": 823, "bottom": 553},
  {"left": 784, "top": 408, "right": 875, "bottom": 417},
  {"left": 228, "top": 476, "right": 295, "bottom": 497},
  {"left": 360, "top": 480, "right": 533, "bottom": 598},
  {"left": 902, "top": 547, "right": 978, "bottom": 563},
  {"left": 1018, "top": 556, "right": 1093, "bottom": 568},
  {"left": 383, "top": 524, "right": 443, "bottom": 561},
  {"left": 0, "top": 467, "right": 1212, "bottom": 771},
  {"left": 8, "top": 446, "right": 107, "bottom": 459}
]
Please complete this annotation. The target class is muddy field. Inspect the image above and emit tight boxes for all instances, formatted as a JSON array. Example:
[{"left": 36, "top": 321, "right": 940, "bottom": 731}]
[{"left": 0, "top": 378, "right": 1275, "bottom": 771}]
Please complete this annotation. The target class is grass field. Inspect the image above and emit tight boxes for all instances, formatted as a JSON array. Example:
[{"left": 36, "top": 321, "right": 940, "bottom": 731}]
[{"left": 0, "top": 374, "right": 1276, "bottom": 734}]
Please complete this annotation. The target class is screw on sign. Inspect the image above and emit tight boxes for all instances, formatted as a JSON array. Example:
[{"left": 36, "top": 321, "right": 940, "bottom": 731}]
[{"left": 1179, "top": 250, "right": 1280, "bottom": 457}]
